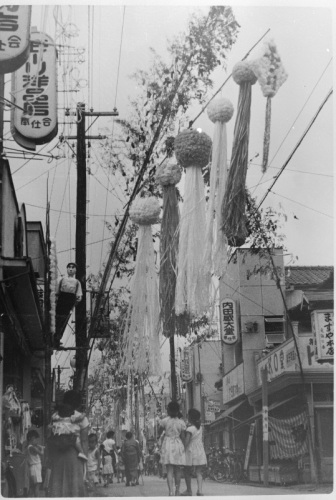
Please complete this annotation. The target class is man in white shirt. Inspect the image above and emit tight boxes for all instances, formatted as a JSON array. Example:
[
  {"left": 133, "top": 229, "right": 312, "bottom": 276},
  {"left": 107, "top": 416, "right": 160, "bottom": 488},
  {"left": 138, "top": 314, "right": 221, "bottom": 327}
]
[{"left": 54, "top": 263, "right": 82, "bottom": 347}]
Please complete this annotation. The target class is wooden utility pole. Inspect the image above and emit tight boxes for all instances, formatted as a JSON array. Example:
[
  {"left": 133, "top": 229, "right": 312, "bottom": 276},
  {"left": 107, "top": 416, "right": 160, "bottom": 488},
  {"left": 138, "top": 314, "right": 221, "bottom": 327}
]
[
  {"left": 65, "top": 102, "right": 119, "bottom": 395},
  {"left": 262, "top": 367, "right": 269, "bottom": 487}
]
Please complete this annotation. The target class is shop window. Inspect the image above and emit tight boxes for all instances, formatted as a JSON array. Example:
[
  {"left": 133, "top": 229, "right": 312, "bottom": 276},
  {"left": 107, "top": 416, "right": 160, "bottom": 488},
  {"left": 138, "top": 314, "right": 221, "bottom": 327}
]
[{"left": 264, "top": 316, "right": 285, "bottom": 344}]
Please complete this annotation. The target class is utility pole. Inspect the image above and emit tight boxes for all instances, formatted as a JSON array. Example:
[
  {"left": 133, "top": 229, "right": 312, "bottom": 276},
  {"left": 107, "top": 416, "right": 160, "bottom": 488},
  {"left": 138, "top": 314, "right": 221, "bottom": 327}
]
[{"left": 65, "top": 103, "right": 119, "bottom": 397}]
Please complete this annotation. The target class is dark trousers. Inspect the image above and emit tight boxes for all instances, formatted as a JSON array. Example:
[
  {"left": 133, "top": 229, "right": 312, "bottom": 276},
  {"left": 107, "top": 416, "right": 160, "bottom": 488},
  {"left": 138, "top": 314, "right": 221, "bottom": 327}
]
[{"left": 55, "top": 292, "right": 76, "bottom": 343}]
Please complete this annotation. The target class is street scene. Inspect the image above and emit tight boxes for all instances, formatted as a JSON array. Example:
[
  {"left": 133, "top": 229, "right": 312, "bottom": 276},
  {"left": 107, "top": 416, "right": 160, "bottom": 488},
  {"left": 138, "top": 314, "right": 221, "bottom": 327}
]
[{"left": 0, "top": 2, "right": 333, "bottom": 498}]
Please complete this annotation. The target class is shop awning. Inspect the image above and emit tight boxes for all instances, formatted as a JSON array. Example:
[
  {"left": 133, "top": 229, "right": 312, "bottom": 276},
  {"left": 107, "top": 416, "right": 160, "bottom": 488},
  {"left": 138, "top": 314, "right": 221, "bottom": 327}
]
[
  {"left": 233, "top": 395, "right": 297, "bottom": 431},
  {"left": 209, "top": 399, "right": 245, "bottom": 426}
]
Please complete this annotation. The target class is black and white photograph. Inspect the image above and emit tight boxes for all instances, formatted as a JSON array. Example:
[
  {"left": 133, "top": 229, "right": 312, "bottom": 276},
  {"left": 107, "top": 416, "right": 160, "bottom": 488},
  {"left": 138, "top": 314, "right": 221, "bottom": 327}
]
[{"left": 0, "top": 1, "right": 333, "bottom": 498}]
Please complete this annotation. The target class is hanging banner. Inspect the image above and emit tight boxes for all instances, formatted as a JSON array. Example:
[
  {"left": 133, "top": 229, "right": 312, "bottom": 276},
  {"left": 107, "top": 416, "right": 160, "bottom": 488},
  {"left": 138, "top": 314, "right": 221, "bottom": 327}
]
[
  {"left": 11, "top": 28, "right": 58, "bottom": 150},
  {"left": 220, "top": 298, "right": 238, "bottom": 344},
  {"left": 311, "top": 310, "right": 334, "bottom": 361},
  {"left": 0, "top": 5, "right": 31, "bottom": 74},
  {"left": 181, "top": 347, "right": 193, "bottom": 382}
]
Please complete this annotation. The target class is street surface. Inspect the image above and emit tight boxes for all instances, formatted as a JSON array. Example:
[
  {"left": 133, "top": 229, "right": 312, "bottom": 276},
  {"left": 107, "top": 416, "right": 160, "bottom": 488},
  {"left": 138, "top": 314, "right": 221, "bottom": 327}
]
[{"left": 89, "top": 474, "right": 333, "bottom": 497}]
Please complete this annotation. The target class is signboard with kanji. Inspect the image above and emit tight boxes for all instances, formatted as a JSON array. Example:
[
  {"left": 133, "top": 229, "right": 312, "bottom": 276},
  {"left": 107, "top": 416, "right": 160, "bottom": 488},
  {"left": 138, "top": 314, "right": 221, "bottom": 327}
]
[
  {"left": 220, "top": 298, "right": 238, "bottom": 345},
  {"left": 311, "top": 310, "right": 334, "bottom": 361},
  {"left": 222, "top": 363, "right": 244, "bottom": 404},
  {"left": 0, "top": 5, "right": 31, "bottom": 73},
  {"left": 181, "top": 347, "right": 193, "bottom": 382},
  {"left": 11, "top": 28, "right": 58, "bottom": 150}
]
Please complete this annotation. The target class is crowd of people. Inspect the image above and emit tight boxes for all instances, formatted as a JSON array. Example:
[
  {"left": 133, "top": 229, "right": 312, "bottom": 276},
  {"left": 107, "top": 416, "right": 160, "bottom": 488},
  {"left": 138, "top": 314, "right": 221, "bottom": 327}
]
[{"left": 22, "top": 392, "right": 206, "bottom": 497}]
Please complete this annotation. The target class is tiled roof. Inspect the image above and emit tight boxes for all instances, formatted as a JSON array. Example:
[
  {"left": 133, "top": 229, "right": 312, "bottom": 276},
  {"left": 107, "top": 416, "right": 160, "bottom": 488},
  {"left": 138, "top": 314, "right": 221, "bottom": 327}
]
[{"left": 285, "top": 266, "right": 333, "bottom": 289}]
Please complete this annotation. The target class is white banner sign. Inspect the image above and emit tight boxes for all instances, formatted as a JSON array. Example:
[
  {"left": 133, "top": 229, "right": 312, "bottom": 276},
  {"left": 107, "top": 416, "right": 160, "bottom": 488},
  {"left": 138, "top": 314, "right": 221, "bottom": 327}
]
[
  {"left": 311, "top": 310, "right": 334, "bottom": 361},
  {"left": 0, "top": 5, "right": 31, "bottom": 73},
  {"left": 11, "top": 29, "right": 58, "bottom": 150},
  {"left": 220, "top": 298, "right": 238, "bottom": 345},
  {"left": 222, "top": 363, "right": 244, "bottom": 404}
]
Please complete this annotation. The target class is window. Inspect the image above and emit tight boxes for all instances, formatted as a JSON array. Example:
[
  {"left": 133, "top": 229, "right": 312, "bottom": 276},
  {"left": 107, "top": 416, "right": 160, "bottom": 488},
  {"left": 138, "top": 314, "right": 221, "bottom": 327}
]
[{"left": 264, "top": 316, "right": 285, "bottom": 344}]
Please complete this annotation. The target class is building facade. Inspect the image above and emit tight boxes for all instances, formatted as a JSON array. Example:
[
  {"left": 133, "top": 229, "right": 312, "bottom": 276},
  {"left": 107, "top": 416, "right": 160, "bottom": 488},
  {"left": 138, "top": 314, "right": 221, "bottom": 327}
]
[
  {"left": 207, "top": 249, "right": 333, "bottom": 484},
  {"left": 1, "top": 159, "right": 48, "bottom": 496}
]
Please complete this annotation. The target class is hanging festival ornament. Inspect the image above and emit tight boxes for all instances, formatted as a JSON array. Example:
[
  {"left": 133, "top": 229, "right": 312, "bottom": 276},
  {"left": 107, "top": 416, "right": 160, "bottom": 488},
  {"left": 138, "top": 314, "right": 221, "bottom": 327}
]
[
  {"left": 221, "top": 60, "right": 257, "bottom": 247},
  {"left": 174, "top": 129, "right": 212, "bottom": 316},
  {"left": 156, "top": 161, "right": 181, "bottom": 337},
  {"left": 205, "top": 97, "right": 234, "bottom": 278},
  {"left": 252, "top": 39, "right": 288, "bottom": 172},
  {"left": 120, "top": 196, "right": 162, "bottom": 375}
]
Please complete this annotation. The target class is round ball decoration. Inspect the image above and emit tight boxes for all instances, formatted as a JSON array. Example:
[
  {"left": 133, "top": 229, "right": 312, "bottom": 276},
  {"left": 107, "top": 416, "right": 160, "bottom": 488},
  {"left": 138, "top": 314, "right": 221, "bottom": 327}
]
[
  {"left": 156, "top": 161, "right": 182, "bottom": 187},
  {"left": 207, "top": 97, "right": 234, "bottom": 124},
  {"left": 174, "top": 129, "right": 212, "bottom": 169},
  {"left": 129, "top": 196, "right": 160, "bottom": 226},
  {"left": 232, "top": 61, "right": 258, "bottom": 85}
]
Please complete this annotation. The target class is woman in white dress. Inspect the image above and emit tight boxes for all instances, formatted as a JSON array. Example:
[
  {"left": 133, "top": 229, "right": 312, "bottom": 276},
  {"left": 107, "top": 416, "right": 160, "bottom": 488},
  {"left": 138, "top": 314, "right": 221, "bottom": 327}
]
[{"left": 159, "top": 401, "right": 186, "bottom": 496}]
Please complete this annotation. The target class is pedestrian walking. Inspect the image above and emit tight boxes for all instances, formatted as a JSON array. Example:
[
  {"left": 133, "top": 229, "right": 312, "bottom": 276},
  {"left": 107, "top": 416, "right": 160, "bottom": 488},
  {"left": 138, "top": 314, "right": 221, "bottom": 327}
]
[
  {"left": 159, "top": 401, "right": 186, "bottom": 496},
  {"left": 86, "top": 434, "right": 101, "bottom": 491},
  {"left": 116, "top": 446, "right": 125, "bottom": 483},
  {"left": 100, "top": 431, "right": 115, "bottom": 487},
  {"left": 182, "top": 408, "right": 207, "bottom": 496},
  {"left": 121, "top": 431, "right": 141, "bottom": 486},
  {"left": 47, "top": 390, "right": 89, "bottom": 497},
  {"left": 25, "top": 430, "right": 44, "bottom": 497}
]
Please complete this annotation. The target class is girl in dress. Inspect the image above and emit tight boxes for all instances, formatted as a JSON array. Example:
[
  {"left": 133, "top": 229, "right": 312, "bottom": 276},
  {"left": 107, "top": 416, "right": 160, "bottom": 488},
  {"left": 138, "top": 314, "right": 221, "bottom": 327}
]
[
  {"left": 159, "top": 401, "right": 186, "bottom": 496},
  {"left": 183, "top": 408, "right": 207, "bottom": 496}
]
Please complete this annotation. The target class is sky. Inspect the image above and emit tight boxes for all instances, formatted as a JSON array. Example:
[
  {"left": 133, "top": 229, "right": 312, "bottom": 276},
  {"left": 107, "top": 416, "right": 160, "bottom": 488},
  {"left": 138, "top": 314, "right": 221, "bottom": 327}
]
[
  {"left": 6, "top": 0, "right": 333, "bottom": 276},
  {"left": 2, "top": 1, "right": 334, "bottom": 376}
]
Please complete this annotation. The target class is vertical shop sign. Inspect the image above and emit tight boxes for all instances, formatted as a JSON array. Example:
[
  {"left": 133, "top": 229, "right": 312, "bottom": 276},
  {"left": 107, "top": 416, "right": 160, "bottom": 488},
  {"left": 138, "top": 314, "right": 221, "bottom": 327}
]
[
  {"left": 220, "top": 298, "right": 238, "bottom": 344},
  {"left": 11, "top": 28, "right": 58, "bottom": 150},
  {"left": 181, "top": 347, "right": 193, "bottom": 382},
  {"left": 311, "top": 310, "right": 334, "bottom": 361},
  {"left": 0, "top": 5, "right": 31, "bottom": 73}
]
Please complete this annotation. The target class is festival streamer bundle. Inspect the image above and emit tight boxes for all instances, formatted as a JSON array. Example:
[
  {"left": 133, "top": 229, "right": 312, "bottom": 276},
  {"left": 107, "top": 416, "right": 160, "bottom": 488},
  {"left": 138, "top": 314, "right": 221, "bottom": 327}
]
[
  {"left": 174, "top": 129, "right": 212, "bottom": 316},
  {"left": 156, "top": 160, "right": 183, "bottom": 337},
  {"left": 253, "top": 39, "right": 288, "bottom": 172},
  {"left": 120, "top": 196, "right": 161, "bottom": 375},
  {"left": 204, "top": 97, "right": 234, "bottom": 279},
  {"left": 221, "top": 61, "right": 257, "bottom": 246}
]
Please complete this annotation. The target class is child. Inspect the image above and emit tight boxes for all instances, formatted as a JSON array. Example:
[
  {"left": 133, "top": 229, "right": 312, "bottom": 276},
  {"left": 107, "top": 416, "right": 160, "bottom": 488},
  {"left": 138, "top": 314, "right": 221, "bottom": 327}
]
[
  {"left": 116, "top": 446, "right": 125, "bottom": 483},
  {"left": 86, "top": 434, "right": 101, "bottom": 490},
  {"left": 50, "top": 392, "right": 88, "bottom": 461},
  {"left": 159, "top": 401, "right": 186, "bottom": 496},
  {"left": 100, "top": 431, "right": 115, "bottom": 486},
  {"left": 183, "top": 408, "right": 207, "bottom": 496},
  {"left": 26, "top": 430, "right": 44, "bottom": 497}
]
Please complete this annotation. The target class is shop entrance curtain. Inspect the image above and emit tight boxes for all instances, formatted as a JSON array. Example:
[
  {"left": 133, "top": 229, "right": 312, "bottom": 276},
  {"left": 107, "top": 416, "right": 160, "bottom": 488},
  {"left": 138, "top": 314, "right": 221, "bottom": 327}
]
[{"left": 269, "top": 411, "right": 308, "bottom": 459}]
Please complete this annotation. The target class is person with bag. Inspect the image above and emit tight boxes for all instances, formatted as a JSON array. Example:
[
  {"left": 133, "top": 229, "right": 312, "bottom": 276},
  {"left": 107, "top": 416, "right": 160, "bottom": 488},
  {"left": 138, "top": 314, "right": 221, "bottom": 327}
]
[{"left": 47, "top": 390, "right": 89, "bottom": 497}]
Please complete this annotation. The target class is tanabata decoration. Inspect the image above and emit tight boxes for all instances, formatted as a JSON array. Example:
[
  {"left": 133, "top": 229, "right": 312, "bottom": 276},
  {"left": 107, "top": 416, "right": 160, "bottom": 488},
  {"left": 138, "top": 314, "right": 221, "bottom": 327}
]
[
  {"left": 252, "top": 39, "right": 288, "bottom": 172},
  {"left": 221, "top": 60, "right": 257, "bottom": 246},
  {"left": 120, "top": 196, "right": 161, "bottom": 375},
  {"left": 156, "top": 161, "right": 182, "bottom": 338},
  {"left": 49, "top": 237, "right": 58, "bottom": 335},
  {"left": 205, "top": 97, "right": 234, "bottom": 278},
  {"left": 174, "top": 129, "right": 212, "bottom": 316}
]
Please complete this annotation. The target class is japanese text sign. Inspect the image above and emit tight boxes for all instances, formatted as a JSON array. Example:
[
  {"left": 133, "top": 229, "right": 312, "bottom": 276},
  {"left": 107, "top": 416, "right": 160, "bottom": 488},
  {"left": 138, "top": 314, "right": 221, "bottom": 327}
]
[
  {"left": 220, "top": 298, "right": 238, "bottom": 345},
  {"left": 181, "top": 347, "right": 193, "bottom": 382},
  {"left": 222, "top": 363, "right": 244, "bottom": 404},
  {"left": 0, "top": 5, "right": 31, "bottom": 73},
  {"left": 311, "top": 310, "right": 334, "bottom": 361},
  {"left": 11, "top": 29, "right": 58, "bottom": 150}
]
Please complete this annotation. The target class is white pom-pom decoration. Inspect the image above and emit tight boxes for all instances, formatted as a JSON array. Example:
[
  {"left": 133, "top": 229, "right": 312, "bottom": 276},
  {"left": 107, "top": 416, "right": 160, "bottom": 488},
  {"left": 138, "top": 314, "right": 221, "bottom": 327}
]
[
  {"left": 232, "top": 61, "right": 257, "bottom": 85},
  {"left": 207, "top": 97, "right": 234, "bottom": 124},
  {"left": 156, "top": 161, "right": 182, "bottom": 186},
  {"left": 130, "top": 196, "right": 161, "bottom": 226}
]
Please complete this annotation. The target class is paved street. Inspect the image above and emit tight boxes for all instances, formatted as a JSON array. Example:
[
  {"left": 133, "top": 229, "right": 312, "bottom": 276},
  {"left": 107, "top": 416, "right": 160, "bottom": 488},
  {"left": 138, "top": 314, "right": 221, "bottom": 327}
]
[{"left": 89, "top": 474, "right": 333, "bottom": 497}]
